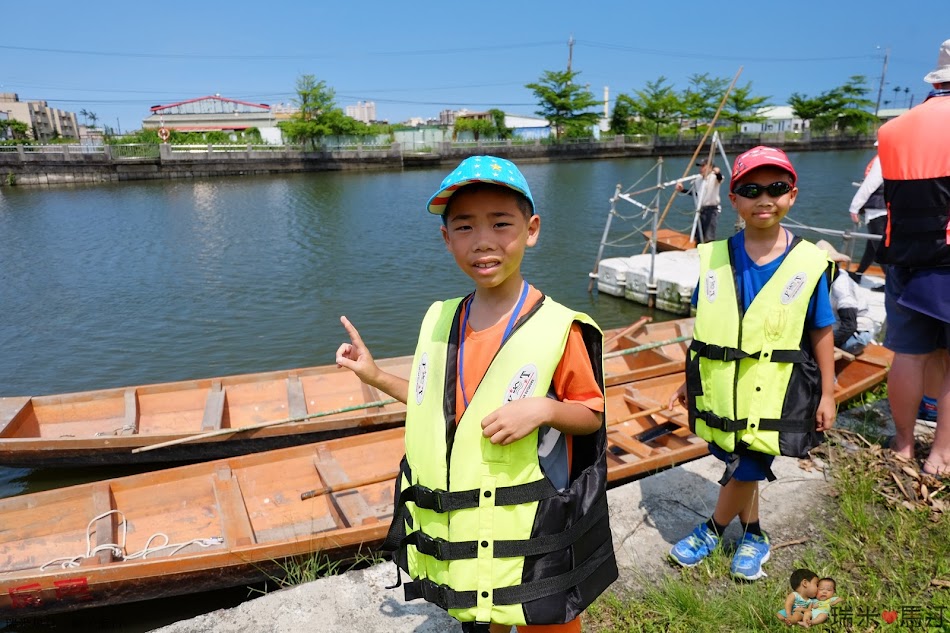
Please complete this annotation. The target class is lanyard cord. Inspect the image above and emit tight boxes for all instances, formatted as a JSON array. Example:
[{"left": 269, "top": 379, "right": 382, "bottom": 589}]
[{"left": 459, "top": 280, "right": 529, "bottom": 409}]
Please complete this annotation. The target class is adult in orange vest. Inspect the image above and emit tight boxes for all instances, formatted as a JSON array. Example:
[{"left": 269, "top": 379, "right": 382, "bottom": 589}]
[{"left": 877, "top": 38, "right": 950, "bottom": 479}]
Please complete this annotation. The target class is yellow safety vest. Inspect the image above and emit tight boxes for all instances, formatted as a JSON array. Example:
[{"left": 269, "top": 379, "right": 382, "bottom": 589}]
[
  {"left": 687, "top": 237, "right": 829, "bottom": 459},
  {"left": 383, "top": 294, "right": 617, "bottom": 626}
]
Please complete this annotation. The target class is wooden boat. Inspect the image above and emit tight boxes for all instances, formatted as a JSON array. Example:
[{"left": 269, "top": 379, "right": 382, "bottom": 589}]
[
  {"left": 0, "top": 346, "right": 892, "bottom": 618},
  {"left": 0, "top": 319, "right": 692, "bottom": 467}
]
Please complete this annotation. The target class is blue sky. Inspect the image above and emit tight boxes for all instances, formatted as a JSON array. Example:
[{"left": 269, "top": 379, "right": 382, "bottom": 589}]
[{"left": 2, "top": 0, "right": 947, "bottom": 132}]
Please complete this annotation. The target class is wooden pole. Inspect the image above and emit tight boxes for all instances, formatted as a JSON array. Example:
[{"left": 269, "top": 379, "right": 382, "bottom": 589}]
[
  {"left": 603, "top": 316, "right": 652, "bottom": 350},
  {"left": 644, "top": 67, "right": 743, "bottom": 253},
  {"left": 132, "top": 398, "right": 399, "bottom": 453},
  {"left": 603, "top": 335, "right": 691, "bottom": 359}
]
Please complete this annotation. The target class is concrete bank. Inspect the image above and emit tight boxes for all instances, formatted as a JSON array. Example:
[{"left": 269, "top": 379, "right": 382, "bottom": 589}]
[{"left": 151, "top": 450, "right": 837, "bottom": 632}]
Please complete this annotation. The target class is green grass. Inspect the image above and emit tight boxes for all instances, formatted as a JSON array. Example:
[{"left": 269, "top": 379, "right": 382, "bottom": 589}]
[
  {"left": 249, "top": 546, "right": 386, "bottom": 596},
  {"left": 586, "top": 431, "right": 950, "bottom": 632}
]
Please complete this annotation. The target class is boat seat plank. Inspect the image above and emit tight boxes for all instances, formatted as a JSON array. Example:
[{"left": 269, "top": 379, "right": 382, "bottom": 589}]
[
  {"left": 314, "top": 446, "right": 350, "bottom": 489},
  {"left": 85, "top": 484, "right": 117, "bottom": 566},
  {"left": 0, "top": 396, "right": 31, "bottom": 438},
  {"left": 360, "top": 381, "right": 382, "bottom": 408},
  {"left": 607, "top": 431, "right": 654, "bottom": 458},
  {"left": 330, "top": 489, "right": 377, "bottom": 528},
  {"left": 123, "top": 389, "right": 139, "bottom": 436},
  {"left": 213, "top": 467, "right": 256, "bottom": 548},
  {"left": 287, "top": 375, "right": 308, "bottom": 420},
  {"left": 201, "top": 382, "right": 226, "bottom": 432}
]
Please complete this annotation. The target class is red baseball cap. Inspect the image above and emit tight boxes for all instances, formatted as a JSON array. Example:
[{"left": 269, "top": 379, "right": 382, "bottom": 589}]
[{"left": 730, "top": 146, "right": 798, "bottom": 190}]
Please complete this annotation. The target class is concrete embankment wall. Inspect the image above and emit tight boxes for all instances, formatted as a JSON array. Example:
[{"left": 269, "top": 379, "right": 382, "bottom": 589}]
[{"left": 0, "top": 135, "right": 875, "bottom": 187}]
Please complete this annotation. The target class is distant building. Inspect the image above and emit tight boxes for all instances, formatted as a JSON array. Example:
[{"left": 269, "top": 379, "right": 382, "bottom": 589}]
[
  {"left": 143, "top": 95, "right": 278, "bottom": 141},
  {"left": 0, "top": 93, "right": 79, "bottom": 141},
  {"left": 876, "top": 107, "right": 908, "bottom": 122},
  {"left": 740, "top": 105, "right": 808, "bottom": 133},
  {"left": 503, "top": 113, "right": 551, "bottom": 140},
  {"left": 344, "top": 101, "right": 376, "bottom": 124}
]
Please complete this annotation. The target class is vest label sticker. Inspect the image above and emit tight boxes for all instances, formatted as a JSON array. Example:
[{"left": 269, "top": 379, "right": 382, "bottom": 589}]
[
  {"left": 415, "top": 353, "right": 428, "bottom": 405},
  {"left": 505, "top": 364, "right": 538, "bottom": 402},
  {"left": 781, "top": 273, "right": 808, "bottom": 304},
  {"left": 705, "top": 271, "right": 718, "bottom": 303}
]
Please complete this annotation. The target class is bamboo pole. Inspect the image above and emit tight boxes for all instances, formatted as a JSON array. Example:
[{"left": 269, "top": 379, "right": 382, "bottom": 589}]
[
  {"left": 644, "top": 67, "right": 743, "bottom": 253},
  {"left": 603, "top": 335, "right": 691, "bottom": 359},
  {"left": 603, "top": 316, "right": 652, "bottom": 350},
  {"left": 132, "top": 398, "right": 400, "bottom": 453}
]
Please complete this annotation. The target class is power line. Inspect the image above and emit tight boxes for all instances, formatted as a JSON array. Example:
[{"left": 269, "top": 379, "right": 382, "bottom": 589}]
[
  {"left": 578, "top": 40, "right": 876, "bottom": 63},
  {"left": 0, "top": 41, "right": 561, "bottom": 61}
]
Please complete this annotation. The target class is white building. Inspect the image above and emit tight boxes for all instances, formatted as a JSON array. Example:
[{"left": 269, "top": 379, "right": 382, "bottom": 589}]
[
  {"left": 740, "top": 105, "right": 807, "bottom": 133},
  {"left": 0, "top": 93, "right": 79, "bottom": 141},
  {"left": 344, "top": 101, "right": 376, "bottom": 123}
]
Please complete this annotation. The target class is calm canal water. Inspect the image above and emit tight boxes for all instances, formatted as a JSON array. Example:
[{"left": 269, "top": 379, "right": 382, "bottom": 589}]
[{"left": 0, "top": 149, "right": 874, "bottom": 631}]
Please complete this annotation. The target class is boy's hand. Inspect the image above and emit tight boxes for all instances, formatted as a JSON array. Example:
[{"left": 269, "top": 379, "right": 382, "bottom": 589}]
[
  {"left": 815, "top": 394, "right": 836, "bottom": 432},
  {"left": 336, "top": 316, "right": 379, "bottom": 384},
  {"left": 481, "top": 398, "right": 549, "bottom": 445},
  {"left": 668, "top": 382, "right": 687, "bottom": 411}
]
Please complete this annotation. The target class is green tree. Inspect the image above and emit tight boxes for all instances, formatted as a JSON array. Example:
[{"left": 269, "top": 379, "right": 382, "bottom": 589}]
[
  {"left": 488, "top": 108, "right": 511, "bottom": 139},
  {"left": 680, "top": 73, "right": 729, "bottom": 127},
  {"left": 721, "top": 82, "right": 770, "bottom": 133},
  {"left": 788, "top": 92, "right": 827, "bottom": 130},
  {"left": 0, "top": 118, "right": 29, "bottom": 140},
  {"left": 278, "top": 74, "right": 370, "bottom": 149},
  {"left": 609, "top": 94, "right": 637, "bottom": 135},
  {"left": 525, "top": 69, "right": 600, "bottom": 141},
  {"left": 452, "top": 117, "right": 496, "bottom": 141},
  {"left": 87, "top": 111, "right": 99, "bottom": 128},
  {"left": 629, "top": 76, "right": 681, "bottom": 137}
]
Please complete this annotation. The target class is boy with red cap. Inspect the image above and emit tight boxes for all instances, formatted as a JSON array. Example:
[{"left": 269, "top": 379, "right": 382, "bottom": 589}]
[{"left": 667, "top": 146, "right": 837, "bottom": 580}]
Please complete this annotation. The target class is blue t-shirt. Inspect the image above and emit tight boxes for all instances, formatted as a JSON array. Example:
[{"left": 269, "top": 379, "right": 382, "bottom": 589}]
[{"left": 691, "top": 231, "right": 835, "bottom": 330}]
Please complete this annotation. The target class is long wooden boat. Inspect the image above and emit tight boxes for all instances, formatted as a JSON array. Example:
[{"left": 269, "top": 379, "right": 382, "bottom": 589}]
[
  {"left": 0, "top": 319, "right": 692, "bottom": 467},
  {"left": 0, "top": 347, "right": 892, "bottom": 618}
]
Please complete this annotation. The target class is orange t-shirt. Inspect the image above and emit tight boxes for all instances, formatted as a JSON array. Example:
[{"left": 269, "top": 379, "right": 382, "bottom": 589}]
[{"left": 453, "top": 286, "right": 602, "bottom": 633}]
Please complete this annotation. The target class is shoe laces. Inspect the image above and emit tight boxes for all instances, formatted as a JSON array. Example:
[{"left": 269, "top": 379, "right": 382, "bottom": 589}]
[{"left": 735, "top": 542, "right": 761, "bottom": 559}]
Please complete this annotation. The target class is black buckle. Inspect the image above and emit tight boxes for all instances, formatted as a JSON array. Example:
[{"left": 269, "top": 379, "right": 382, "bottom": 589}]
[
  {"left": 422, "top": 580, "right": 448, "bottom": 606},
  {"left": 414, "top": 485, "right": 444, "bottom": 512},
  {"left": 706, "top": 344, "right": 730, "bottom": 362},
  {"left": 418, "top": 533, "right": 447, "bottom": 558}
]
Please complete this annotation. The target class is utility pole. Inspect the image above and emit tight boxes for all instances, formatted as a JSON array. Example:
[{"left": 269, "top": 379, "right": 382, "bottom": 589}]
[
  {"left": 567, "top": 34, "right": 574, "bottom": 73},
  {"left": 874, "top": 47, "right": 889, "bottom": 117}
]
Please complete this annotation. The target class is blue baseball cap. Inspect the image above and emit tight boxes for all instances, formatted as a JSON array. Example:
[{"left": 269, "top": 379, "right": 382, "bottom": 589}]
[{"left": 426, "top": 155, "right": 535, "bottom": 216}]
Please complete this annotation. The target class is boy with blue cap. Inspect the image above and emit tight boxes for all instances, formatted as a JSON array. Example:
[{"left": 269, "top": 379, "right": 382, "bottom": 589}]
[{"left": 336, "top": 155, "right": 617, "bottom": 632}]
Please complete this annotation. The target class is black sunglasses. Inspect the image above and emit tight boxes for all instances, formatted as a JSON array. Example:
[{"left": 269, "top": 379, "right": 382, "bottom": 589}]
[{"left": 732, "top": 181, "right": 794, "bottom": 199}]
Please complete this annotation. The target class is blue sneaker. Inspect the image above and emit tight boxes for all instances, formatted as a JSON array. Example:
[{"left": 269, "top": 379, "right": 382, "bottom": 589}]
[
  {"left": 669, "top": 523, "right": 720, "bottom": 567},
  {"left": 730, "top": 532, "right": 771, "bottom": 580}
]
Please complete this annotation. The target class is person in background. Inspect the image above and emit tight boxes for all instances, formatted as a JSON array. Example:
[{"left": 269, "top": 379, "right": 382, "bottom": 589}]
[
  {"left": 816, "top": 240, "right": 874, "bottom": 355},
  {"left": 848, "top": 143, "right": 886, "bottom": 281},
  {"left": 676, "top": 157, "right": 723, "bottom": 243},
  {"left": 877, "top": 38, "right": 950, "bottom": 479}
]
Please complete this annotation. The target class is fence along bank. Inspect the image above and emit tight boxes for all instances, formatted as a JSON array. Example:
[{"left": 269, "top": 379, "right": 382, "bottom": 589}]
[{"left": 0, "top": 134, "right": 874, "bottom": 187}]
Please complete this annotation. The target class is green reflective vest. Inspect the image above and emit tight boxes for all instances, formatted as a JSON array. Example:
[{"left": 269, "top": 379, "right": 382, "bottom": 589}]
[
  {"left": 384, "top": 294, "right": 617, "bottom": 626},
  {"left": 687, "top": 237, "right": 829, "bottom": 458}
]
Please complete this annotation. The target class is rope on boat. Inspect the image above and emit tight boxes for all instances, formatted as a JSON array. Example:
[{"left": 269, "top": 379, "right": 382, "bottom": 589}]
[{"left": 40, "top": 510, "right": 223, "bottom": 571}]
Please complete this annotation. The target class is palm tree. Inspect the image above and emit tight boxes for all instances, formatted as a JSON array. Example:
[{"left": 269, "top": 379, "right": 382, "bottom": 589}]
[
  {"left": 79, "top": 108, "right": 90, "bottom": 126},
  {"left": 904, "top": 87, "right": 911, "bottom": 107},
  {"left": 87, "top": 112, "right": 99, "bottom": 129}
]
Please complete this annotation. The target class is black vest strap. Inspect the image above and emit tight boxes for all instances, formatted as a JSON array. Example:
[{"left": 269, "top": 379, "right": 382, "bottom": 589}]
[
  {"left": 399, "top": 478, "right": 557, "bottom": 514},
  {"left": 403, "top": 539, "right": 614, "bottom": 611},
  {"left": 401, "top": 493, "right": 609, "bottom": 562},
  {"left": 695, "top": 410, "right": 746, "bottom": 432},
  {"left": 689, "top": 339, "right": 757, "bottom": 362}
]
